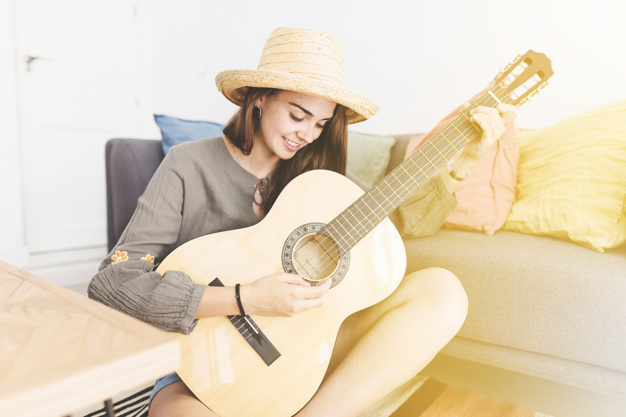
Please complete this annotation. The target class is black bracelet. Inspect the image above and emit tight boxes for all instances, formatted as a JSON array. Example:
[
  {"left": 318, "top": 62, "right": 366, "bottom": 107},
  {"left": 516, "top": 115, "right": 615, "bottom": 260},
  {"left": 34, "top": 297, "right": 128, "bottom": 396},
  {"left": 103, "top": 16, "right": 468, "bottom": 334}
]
[{"left": 235, "top": 283, "right": 246, "bottom": 316}]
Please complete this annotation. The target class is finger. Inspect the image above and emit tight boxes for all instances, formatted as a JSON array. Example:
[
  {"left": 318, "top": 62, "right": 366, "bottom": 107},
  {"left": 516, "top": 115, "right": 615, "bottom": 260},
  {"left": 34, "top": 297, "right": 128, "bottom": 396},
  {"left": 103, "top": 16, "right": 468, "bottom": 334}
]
[
  {"left": 497, "top": 103, "right": 516, "bottom": 114},
  {"left": 282, "top": 273, "right": 313, "bottom": 287},
  {"left": 295, "top": 295, "right": 327, "bottom": 312},
  {"left": 470, "top": 112, "right": 495, "bottom": 142},
  {"left": 471, "top": 105, "right": 500, "bottom": 118},
  {"left": 305, "top": 280, "right": 331, "bottom": 298},
  {"left": 315, "top": 277, "right": 332, "bottom": 288},
  {"left": 496, "top": 103, "right": 517, "bottom": 121},
  {"left": 291, "top": 280, "right": 330, "bottom": 300},
  {"left": 471, "top": 106, "right": 504, "bottom": 129}
]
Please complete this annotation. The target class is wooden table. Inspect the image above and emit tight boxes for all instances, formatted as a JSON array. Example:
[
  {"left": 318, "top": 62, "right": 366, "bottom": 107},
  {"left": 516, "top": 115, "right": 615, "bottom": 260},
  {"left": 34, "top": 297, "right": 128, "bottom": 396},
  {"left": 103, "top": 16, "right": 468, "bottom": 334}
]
[{"left": 0, "top": 260, "right": 181, "bottom": 417}]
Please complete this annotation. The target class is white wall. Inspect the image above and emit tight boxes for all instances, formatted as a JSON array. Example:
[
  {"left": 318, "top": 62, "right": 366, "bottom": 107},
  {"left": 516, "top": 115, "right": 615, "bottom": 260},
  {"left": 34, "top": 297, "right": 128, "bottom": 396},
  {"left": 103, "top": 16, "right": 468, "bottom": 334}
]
[
  {"left": 2, "top": 0, "right": 624, "bottom": 287},
  {"left": 150, "top": 0, "right": 626, "bottom": 134},
  {"left": 1, "top": 0, "right": 155, "bottom": 287},
  {"left": 0, "top": 0, "right": 28, "bottom": 267}
]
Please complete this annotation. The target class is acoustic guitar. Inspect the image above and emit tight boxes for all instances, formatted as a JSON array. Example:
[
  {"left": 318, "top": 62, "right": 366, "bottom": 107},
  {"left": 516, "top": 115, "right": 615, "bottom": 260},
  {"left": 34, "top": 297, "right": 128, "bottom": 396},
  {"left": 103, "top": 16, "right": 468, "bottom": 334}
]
[{"left": 157, "top": 50, "right": 553, "bottom": 416}]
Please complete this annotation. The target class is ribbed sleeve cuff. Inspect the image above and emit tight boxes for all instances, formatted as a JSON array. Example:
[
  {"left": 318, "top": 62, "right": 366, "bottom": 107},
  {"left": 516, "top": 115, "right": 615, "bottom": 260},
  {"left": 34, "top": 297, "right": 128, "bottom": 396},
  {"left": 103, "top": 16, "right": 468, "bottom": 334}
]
[
  {"left": 178, "top": 283, "right": 206, "bottom": 335},
  {"left": 391, "top": 175, "right": 457, "bottom": 238}
]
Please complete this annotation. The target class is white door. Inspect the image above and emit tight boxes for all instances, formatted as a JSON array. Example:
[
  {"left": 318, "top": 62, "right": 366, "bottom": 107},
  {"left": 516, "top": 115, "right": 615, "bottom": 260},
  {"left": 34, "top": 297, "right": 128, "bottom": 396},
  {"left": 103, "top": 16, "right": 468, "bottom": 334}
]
[{"left": 15, "top": 0, "right": 142, "bottom": 255}]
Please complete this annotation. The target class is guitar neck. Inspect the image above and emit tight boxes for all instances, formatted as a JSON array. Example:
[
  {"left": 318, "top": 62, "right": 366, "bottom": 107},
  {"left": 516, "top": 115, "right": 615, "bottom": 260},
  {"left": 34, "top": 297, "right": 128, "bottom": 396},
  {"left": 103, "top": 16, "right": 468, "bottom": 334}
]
[{"left": 323, "top": 92, "right": 500, "bottom": 252}]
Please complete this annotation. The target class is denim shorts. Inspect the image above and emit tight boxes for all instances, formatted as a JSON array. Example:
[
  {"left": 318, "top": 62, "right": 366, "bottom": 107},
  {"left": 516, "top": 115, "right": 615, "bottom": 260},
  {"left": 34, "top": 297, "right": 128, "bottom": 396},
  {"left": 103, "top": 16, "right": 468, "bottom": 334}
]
[{"left": 148, "top": 372, "right": 182, "bottom": 408}]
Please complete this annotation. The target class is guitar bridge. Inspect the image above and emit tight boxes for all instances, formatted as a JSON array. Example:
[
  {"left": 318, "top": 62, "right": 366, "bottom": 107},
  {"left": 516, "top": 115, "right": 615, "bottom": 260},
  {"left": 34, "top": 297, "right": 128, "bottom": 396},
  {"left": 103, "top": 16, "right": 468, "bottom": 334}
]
[{"left": 209, "top": 278, "right": 281, "bottom": 366}]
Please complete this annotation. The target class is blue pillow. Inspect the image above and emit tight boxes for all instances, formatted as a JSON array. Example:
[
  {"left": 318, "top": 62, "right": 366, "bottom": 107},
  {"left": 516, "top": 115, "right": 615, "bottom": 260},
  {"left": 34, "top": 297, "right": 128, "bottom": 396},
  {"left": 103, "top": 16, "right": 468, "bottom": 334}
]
[{"left": 154, "top": 114, "right": 225, "bottom": 154}]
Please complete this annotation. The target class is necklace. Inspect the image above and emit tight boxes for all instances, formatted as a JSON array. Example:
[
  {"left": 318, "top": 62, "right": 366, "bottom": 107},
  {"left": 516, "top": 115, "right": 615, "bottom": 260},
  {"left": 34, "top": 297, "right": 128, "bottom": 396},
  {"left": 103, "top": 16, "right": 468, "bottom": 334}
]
[
  {"left": 253, "top": 177, "right": 268, "bottom": 206},
  {"left": 230, "top": 142, "right": 269, "bottom": 206}
]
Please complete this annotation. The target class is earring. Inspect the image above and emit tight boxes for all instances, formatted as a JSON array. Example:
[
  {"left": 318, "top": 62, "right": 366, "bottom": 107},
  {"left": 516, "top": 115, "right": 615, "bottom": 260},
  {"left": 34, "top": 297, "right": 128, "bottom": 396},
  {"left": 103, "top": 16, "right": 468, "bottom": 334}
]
[{"left": 256, "top": 106, "right": 262, "bottom": 119}]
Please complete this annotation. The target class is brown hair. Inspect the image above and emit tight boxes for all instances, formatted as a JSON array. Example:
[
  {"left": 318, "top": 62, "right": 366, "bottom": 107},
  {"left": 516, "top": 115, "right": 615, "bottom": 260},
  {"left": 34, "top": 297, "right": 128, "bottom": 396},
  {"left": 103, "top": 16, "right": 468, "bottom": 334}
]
[{"left": 222, "top": 87, "right": 348, "bottom": 214}]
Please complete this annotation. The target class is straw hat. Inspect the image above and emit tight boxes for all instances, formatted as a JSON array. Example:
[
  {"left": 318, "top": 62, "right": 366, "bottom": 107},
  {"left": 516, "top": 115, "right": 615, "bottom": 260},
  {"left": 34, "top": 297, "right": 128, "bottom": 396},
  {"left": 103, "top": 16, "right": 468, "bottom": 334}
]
[{"left": 215, "top": 27, "right": 378, "bottom": 124}]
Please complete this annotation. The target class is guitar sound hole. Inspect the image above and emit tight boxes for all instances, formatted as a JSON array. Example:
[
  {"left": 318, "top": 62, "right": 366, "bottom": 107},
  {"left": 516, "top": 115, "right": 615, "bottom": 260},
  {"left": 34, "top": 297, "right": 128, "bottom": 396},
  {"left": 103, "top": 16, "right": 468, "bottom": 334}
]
[{"left": 292, "top": 233, "right": 340, "bottom": 282}]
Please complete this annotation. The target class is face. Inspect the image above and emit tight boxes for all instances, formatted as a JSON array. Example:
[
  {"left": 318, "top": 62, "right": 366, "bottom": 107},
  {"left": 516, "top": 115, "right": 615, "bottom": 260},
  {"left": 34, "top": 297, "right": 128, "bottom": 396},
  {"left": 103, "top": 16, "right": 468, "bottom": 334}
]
[{"left": 254, "top": 90, "right": 337, "bottom": 160}]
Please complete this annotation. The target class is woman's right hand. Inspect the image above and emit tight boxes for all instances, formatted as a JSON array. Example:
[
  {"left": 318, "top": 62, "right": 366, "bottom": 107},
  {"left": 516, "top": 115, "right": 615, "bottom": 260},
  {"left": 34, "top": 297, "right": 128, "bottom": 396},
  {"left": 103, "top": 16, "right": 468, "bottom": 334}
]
[{"left": 240, "top": 272, "right": 332, "bottom": 317}]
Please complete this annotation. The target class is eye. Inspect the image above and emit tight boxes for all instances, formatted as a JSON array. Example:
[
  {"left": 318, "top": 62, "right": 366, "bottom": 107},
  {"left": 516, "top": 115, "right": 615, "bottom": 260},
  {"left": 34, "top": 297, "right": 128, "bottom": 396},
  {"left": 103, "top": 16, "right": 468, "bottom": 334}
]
[{"left": 290, "top": 113, "right": 303, "bottom": 122}]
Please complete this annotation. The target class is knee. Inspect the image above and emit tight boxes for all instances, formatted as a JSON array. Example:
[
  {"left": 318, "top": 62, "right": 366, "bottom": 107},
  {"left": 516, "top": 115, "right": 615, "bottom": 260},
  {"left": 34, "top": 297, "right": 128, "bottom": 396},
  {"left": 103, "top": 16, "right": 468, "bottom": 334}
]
[{"left": 406, "top": 267, "right": 468, "bottom": 334}]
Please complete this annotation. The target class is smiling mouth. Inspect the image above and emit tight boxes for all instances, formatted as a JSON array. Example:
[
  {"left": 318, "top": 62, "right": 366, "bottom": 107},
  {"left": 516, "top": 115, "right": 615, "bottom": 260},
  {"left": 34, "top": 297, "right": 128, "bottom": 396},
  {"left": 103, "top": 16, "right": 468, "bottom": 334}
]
[{"left": 283, "top": 137, "right": 301, "bottom": 151}]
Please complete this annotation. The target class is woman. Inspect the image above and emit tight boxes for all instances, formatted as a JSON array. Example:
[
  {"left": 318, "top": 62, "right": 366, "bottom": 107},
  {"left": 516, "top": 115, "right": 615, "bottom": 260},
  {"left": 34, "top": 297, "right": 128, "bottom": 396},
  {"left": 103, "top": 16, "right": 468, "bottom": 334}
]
[{"left": 89, "top": 27, "right": 513, "bottom": 416}]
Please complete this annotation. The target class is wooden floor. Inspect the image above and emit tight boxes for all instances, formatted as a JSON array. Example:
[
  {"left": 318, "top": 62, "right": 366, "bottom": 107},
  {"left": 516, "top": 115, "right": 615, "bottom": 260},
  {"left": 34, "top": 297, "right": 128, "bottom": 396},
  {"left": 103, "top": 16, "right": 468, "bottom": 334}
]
[
  {"left": 419, "top": 354, "right": 626, "bottom": 417},
  {"left": 65, "top": 282, "right": 625, "bottom": 417}
]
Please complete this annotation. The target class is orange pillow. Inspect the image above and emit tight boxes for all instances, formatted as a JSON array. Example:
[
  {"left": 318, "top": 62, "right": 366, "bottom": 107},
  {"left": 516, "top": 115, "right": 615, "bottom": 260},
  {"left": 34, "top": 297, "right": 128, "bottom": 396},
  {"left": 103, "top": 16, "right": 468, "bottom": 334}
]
[{"left": 404, "top": 90, "right": 519, "bottom": 235}]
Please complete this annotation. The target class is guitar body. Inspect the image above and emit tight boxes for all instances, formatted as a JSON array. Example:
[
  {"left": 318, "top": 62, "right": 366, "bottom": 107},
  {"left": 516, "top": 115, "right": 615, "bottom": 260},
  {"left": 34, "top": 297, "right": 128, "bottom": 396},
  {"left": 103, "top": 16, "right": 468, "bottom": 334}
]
[{"left": 157, "top": 170, "right": 407, "bottom": 416}]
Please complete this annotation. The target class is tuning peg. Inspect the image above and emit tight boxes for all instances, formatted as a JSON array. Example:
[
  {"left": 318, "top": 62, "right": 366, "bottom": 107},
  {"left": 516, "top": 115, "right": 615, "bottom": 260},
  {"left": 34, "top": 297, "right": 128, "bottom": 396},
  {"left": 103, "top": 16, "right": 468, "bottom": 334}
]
[
  {"left": 518, "top": 81, "right": 549, "bottom": 106},
  {"left": 493, "top": 53, "right": 523, "bottom": 82}
]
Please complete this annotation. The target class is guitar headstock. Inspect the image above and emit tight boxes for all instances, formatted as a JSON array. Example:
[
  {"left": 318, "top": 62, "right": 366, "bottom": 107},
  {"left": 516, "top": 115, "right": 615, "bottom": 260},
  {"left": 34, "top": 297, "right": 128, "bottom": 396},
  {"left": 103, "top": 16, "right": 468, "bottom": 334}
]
[{"left": 491, "top": 50, "right": 553, "bottom": 106}]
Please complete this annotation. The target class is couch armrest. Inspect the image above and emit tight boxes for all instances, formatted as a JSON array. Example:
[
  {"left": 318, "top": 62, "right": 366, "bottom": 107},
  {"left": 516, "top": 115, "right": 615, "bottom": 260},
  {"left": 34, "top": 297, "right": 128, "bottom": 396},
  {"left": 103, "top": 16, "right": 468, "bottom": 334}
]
[{"left": 105, "top": 138, "right": 164, "bottom": 251}]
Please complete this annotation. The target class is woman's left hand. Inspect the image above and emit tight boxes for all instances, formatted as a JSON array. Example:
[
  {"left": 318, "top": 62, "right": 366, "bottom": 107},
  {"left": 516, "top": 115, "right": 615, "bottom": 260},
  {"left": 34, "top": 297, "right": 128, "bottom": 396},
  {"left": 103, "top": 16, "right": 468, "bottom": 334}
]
[
  {"left": 440, "top": 102, "right": 516, "bottom": 192},
  {"left": 462, "top": 103, "right": 516, "bottom": 162}
]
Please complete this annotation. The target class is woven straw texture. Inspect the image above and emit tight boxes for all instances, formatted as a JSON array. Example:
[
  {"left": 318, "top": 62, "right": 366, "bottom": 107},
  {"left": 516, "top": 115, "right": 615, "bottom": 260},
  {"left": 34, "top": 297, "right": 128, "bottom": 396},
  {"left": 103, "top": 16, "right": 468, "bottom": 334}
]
[{"left": 216, "top": 27, "right": 377, "bottom": 124}]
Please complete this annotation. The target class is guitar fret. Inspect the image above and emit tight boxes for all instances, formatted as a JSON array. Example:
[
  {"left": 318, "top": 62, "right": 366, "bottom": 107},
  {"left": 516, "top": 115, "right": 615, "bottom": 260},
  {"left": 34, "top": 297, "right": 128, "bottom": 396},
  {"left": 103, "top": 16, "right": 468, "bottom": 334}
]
[
  {"left": 460, "top": 112, "right": 479, "bottom": 130},
  {"left": 450, "top": 123, "right": 470, "bottom": 143},
  {"left": 430, "top": 142, "right": 447, "bottom": 160},
  {"left": 398, "top": 165, "right": 420, "bottom": 187},
  {"left": 361, "top": 195, "right": 383, "bottom": 222},
  {"left": 346, "top": 207, "right": 369, "bottom": 231},
  {"left": 390, "top": 172, "right": 413, "bottom": 195},
  {"left": 439, "top": 131, "right": 460, "bottom": 152},
  {"left": 373, "top": 186, "right": 395, "bottom": 209},
  {"left": 407, "top": 157, "right": 429, "bottom": 177},
  {"left": 340, "top": 213, "right": 364, "bottom": 239},
  {"left": 335, "top": 217, "right": 358, "bottom": 244},
  {"left": 326, "top": 222, "right": 349, "bottom": 250},
  {"left": 383, "top": 178, "right": 404, "bottom": 201},
  {"left": 434, "top": 136, "right": 458, "bottom": 159},
  {"left": 353, "top": 204, "right": 375, "bottom": 227},
  {"left": 417, "top": 150, "right": 438, "bottom": 170}
]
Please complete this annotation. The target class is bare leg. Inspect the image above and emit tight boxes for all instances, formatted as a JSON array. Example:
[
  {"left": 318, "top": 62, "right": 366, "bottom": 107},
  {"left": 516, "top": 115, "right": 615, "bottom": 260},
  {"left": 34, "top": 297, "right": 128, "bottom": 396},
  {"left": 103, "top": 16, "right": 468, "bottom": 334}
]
[{"left": 296, "top": 267, "right": 468, "bottom": 417}]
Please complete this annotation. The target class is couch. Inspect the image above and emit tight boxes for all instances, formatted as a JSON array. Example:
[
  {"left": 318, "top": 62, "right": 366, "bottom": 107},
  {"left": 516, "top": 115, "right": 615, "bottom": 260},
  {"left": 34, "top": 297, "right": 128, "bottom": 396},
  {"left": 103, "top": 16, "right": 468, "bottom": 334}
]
[
  {"left": 105, "top": 130, "right": 626, "bottom": 399},
  {"left": 388, "top": 135, "right": 626, "bottom": 398}
]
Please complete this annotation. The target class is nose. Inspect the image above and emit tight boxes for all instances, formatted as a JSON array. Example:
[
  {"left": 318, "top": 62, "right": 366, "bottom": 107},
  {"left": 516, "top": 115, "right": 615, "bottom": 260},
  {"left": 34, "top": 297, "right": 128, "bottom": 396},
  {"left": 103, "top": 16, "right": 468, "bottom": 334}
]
[{"left": 297, "top": 121, "right": 317, "bottom": 144}]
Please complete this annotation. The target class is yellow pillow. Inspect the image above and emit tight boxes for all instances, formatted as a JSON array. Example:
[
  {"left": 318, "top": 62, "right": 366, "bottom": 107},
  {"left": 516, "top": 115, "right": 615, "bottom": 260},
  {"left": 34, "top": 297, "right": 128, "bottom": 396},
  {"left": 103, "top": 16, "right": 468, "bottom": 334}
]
[{"left": 503, "top": 100, "right": 626, "bottom": 252}]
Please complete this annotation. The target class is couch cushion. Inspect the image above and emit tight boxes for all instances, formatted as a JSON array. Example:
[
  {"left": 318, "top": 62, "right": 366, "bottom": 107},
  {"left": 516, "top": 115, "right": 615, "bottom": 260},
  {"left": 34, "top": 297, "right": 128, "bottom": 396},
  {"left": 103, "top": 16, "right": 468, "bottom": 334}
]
[
  {"left": 154, "top": 114, "right": 225, "bottom": 155},
  {"left": 504, "top": 99, "right": 626, "bottom": 252},
  {"left": 403, "top": 229, "right": 626, "bottom": 373},
  {"left": 346, "top": 131, "right": 396, "bottom": 187}
]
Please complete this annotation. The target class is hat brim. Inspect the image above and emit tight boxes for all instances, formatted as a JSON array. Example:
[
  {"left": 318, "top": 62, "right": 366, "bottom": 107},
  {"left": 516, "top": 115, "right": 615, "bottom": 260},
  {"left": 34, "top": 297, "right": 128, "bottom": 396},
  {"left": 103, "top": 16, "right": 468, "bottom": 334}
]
[{"left": 216, "top": 69, "right": 378, "bottom": 124}]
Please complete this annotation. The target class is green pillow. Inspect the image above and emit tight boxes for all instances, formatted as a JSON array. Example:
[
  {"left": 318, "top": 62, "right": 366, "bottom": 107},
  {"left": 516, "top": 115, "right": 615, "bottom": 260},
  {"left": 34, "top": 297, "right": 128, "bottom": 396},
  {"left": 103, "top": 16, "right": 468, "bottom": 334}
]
[{"left": 346, "top": 131, "right": 396, "bottom": 187}]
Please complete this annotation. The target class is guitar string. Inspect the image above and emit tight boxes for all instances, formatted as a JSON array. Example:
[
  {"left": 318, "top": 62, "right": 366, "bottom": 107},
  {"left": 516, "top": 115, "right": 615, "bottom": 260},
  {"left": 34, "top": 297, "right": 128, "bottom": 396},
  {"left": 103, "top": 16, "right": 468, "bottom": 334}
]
[
  {"left": 291, "top": 82, "right": 518, "bottom": 278},
  {"left": 290, "top": 73, "right": 534, "bottom": 279}
]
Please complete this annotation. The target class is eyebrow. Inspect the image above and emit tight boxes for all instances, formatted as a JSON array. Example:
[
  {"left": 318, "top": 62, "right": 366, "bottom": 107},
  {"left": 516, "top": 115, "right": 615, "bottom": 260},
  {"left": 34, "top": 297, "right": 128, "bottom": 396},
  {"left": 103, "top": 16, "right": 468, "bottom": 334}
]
[{"left": 289, "top": 102, "right": 333, "bottom": 121}]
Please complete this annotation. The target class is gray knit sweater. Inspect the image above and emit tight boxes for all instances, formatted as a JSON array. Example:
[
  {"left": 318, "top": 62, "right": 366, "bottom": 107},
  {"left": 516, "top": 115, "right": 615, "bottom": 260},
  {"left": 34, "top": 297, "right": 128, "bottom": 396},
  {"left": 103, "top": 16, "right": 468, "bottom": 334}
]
[{"left": 88, "top": 137, "right": 456, "bottom": 334}]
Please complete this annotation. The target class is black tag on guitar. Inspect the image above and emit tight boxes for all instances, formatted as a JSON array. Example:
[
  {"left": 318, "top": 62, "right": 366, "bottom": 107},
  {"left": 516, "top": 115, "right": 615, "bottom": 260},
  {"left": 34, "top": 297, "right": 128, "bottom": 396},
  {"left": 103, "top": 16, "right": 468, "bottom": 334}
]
[{"left": 208, "top": 278, "right": 281, "bottom": 366}]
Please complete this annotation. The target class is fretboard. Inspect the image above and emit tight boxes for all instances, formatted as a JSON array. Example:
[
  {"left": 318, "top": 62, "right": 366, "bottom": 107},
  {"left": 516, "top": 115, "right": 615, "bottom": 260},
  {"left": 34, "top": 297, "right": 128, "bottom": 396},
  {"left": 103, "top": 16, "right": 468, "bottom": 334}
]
[{"left": 324, "top": 92, "right": 500, "bottom": 252}]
